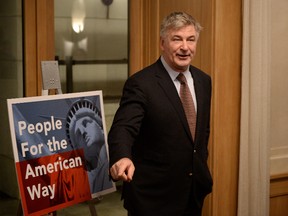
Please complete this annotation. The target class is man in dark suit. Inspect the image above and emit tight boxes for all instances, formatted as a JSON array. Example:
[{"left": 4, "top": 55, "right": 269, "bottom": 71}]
[{"left": 108, "top": 11, "right": 213, "bottom": 216}]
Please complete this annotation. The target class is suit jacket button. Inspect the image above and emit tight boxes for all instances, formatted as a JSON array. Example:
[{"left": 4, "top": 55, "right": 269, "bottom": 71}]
[{"left": 188, "top": 172, "right": 193, "bottom": 176}]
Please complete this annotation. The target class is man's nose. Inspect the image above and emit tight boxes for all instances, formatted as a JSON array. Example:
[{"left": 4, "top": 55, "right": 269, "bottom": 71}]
[{"left": 180, "top": 41, "right": 188, "bottom": 50}]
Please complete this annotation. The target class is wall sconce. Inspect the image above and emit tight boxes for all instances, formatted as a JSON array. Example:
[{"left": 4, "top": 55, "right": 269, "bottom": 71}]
[
  {"left": 72, "top": 0, "right": 86, "bottom": 33},
  {"left": 102, "top": 0, "right": 113, "bottom": 19}
]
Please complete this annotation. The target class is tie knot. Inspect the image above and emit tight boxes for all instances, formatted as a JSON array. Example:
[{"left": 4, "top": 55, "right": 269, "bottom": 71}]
[{"left": 176, "top": 73, "right": 187, "bottom": 84}]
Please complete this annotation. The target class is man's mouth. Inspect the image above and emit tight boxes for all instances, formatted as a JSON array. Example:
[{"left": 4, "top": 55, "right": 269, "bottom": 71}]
[{"left": 177, "top": 54, "right": 190, "bottom": 58}]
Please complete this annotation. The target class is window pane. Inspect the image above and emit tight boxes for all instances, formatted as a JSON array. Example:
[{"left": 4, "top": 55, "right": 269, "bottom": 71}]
[
  {"left": 54, "top": 0, "right": 128, "bottom": 100},
  {"left": 0, "top": 0, "right": 23, "bottom": 198}
]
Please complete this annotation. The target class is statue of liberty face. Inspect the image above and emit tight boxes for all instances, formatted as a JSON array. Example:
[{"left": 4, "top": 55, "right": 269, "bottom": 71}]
[{"left": 74, "top": 115, "right": 104, "bottom": 161}]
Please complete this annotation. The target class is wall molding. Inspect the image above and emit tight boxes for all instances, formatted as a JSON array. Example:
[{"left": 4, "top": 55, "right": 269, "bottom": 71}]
[
  {"left": 270, "top": 173, "right": 288, "bottom": 198},
  {"left": 270, "top": 146, "right": 288, "bottom": 175}
]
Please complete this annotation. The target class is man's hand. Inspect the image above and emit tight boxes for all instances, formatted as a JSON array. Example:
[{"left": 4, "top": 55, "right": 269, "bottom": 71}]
[{"left": 110, "top": 158, "right": 135, "bottom": 182}]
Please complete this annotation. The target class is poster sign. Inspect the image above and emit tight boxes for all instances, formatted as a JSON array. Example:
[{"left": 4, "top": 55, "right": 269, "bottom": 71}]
[{"left": 7, "top": 91, "right": 115, "bottom": 216}]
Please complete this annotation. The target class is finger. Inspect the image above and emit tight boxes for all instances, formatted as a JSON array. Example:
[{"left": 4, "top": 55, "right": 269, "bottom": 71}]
[
  {"left": 110, "top": 158, "right": 134, "bottom": 182},
  {"left": 110, "top": 165, "right": 121, "bottom": 180},
  {"left": 119, "top": 172, "right": 129, "bottom": 181},
  {"left": 110, "top": 163, "right": 127, "bottom": 181},
  {"left": 126, "top": 164, "right": 135, "bottom": 181},
  {"left": 116, "top": 165, "right": 130, "bottom": 181}
]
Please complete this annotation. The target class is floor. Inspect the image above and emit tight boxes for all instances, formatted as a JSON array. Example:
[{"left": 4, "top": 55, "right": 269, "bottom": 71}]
[{"left": 0, "top": 188, "right": 127, "bottom": 216}]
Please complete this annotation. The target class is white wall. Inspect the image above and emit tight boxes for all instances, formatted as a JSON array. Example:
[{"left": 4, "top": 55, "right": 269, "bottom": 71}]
[{"left": 270, "top": 0, "right": 288, "bottom": 175}]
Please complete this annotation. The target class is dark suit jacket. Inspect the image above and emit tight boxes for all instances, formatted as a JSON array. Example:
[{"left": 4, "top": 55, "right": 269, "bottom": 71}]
[{"left": 108, "top": 58, "right": 212, "bottom": 216}]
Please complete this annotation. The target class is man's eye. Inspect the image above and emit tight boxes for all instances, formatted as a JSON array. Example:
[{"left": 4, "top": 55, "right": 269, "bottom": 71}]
[
  {"left": 188, "top": 37, "right": 196, "bottom": 41},
  {"left": 172, "top": 37, "right": 181, "bottom": 41}
]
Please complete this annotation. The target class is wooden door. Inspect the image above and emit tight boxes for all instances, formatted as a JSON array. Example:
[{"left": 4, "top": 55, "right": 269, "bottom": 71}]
[{"left": 129, "top": 1, "right": 242, "bottom": 215}]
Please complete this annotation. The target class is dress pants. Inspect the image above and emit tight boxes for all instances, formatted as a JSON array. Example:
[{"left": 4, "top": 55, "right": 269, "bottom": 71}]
[
  {"left": 127, "top": 180, "right": 203, "bottom": 216},
  {"left": 182, "top": 187, "right": 203, "bottom": 216},
  {"left": 127, "top": 194, "right": 202, "bottom": 216}
]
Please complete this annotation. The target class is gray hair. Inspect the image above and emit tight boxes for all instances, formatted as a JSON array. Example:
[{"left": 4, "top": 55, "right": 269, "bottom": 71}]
[{"left": 160, "top": 12, "right": 203, "bottom": 39}]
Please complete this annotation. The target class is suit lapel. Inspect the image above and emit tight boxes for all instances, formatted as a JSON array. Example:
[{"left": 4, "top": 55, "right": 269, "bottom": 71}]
[
  {"left": 154, "top": 60, "right": 194, "bottom": 143},
  {"left": 190, "top": 66, "right": 205, "bottom": 144}
]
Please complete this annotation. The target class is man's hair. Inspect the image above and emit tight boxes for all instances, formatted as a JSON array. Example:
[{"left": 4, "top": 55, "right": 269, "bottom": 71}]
[{"left": 160, "top": 12, "right": 203, "bottom": 38}]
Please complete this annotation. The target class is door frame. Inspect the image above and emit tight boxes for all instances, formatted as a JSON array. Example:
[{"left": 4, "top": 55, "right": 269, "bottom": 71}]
[{"left": 23, "top": 0, "right": 54, "bottom": 96}]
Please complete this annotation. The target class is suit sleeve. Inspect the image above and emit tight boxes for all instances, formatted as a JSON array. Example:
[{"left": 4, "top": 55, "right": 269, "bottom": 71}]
[{"left": 108, "top": 75, "right": 147, "bottom": 167}]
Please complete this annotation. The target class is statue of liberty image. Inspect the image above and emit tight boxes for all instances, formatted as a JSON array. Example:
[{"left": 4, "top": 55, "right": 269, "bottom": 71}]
[{"left": 66, "top": 98, "right": 113, "bottom": 194}]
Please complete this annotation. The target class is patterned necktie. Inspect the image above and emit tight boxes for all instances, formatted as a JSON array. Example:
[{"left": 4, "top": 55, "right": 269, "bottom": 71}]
[{"left": 177, "top": 73, "right": 197, "bottom": 140}]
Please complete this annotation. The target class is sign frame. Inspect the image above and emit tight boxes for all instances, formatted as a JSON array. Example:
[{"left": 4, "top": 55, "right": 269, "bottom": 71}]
[{"left": 7, "top": 91, "right": 115, "bottom": 216}]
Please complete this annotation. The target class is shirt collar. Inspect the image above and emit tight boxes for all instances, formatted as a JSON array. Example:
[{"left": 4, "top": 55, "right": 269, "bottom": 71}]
[{"left": 160, "top": 56, "right": 191, "bottom": 81}]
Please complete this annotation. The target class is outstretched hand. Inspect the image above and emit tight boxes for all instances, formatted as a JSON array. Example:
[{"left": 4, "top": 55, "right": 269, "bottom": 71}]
[{"left": 110, "top": 158, "right": 135, "bottom": 182}]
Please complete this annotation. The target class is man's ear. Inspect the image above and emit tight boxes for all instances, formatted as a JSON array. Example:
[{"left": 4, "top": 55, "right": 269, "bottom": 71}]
[{"left": 160, "top": 37, "right": 165, "bottom": 51}]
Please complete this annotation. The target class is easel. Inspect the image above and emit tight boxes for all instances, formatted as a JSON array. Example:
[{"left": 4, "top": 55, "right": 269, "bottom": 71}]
[
  {"left": 41, "top": 61, "right": 100, "bottom": 216},
  {"left": 41, "top": 61, "right": 62, "bottom": 96},
  {"left": 17, "top": 61, "right": 99, "bottom": 216}
]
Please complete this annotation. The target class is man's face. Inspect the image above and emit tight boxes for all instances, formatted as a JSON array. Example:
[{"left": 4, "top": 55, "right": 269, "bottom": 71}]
[{"left": 160, "top": 25, "right": 198, "bottom": 72}]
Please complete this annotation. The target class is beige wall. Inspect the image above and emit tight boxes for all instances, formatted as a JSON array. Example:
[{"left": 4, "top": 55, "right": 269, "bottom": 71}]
[
  {"left": 0, "top": 0, "right": 23, "bottom": 198},
  {"left": 270, "top": 0, "right": 288, "bottom": 175}
]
